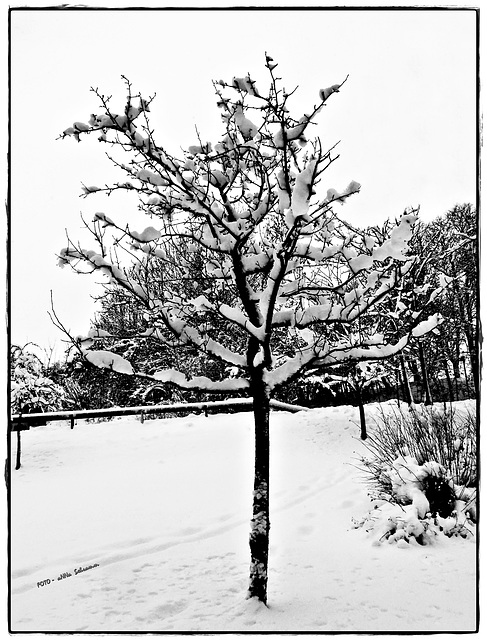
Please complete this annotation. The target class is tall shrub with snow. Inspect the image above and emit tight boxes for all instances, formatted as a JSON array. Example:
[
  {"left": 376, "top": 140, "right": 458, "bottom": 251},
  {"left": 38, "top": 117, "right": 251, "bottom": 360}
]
[
  {"left": 10, "top": 345, "right": 67, "bottom": 414},
  {"left": 59, "top": 57, "right": 442, "bottom": 604},
  {"left": 356, "top": 404, "right": 476, "bottom": 545}
]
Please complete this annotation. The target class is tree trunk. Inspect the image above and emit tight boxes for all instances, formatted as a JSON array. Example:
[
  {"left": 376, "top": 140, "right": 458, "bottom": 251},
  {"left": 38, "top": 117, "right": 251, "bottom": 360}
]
[
  {"left": 457, "top": 288, "right": 478, "bottom": 397},
  {"left": 418, "top": 343, "right": 433, "bottom": 405},
  {"left": 462, "top": 357, "right": 472, "bottom": 399},
  {"left": 395, "top": 367, "right": 402, "bottom": 407},
  {"left": 356, "top": 386, "right": 367, "bottom": 440},
  {"left": 453, "top": 334, "right": 461, "bottom": 379},
  {"left": 399, "top": 354, "right": 413, "bottom": 405},
  {"left": 453, "top": 366, "right": 459, "bottom": 401},
  {"left": 247, "top": 373, "right": 271, "bottom": 605},
  {"left": 409, "top": 358, "right": 421, "bottom": 385},
  {"left": 443, "top": 358, "right": 454, "bottom": 404},
  {"left": 464, "top": 333, "right": 478, "bottom": 397}
]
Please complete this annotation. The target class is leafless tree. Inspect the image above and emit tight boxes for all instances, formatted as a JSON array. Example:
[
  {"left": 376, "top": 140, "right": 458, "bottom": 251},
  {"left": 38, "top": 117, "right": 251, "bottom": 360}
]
[{"left": 58, "top": 56, "right": 442, "bottom": 604}]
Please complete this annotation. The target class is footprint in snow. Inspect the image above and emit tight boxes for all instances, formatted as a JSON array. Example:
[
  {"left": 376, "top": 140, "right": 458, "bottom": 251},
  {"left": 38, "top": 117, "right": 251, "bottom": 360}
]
[
  {"left": 297, "top": 524, "right": 315, "bottom": 537},
  {"left": 178, "top": 526, "right": 202, "bottom": 536},
  {"left": 150, "top": 599, "right": 188, "bottom": 619}
]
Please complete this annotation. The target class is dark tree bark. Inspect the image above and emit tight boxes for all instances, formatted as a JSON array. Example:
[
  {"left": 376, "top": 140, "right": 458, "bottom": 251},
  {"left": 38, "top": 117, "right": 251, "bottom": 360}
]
[
  {"left": 464, "top": 332, "right": 478, "bottom": 397},
  {"left": 399, "top": 354, "right": 414, "bottom": 405},
  {"left": 418, "top": 343, "right": 433, "bottom": 405},
  {"left": 356, "top": 385, "right": 367, "bottom": 440},
  {"left": 443, "top": 357, "right": 454, "bottom": 404},
  {"left": 395, "top": 367, "right": 402, "bottom": 407},
  {"left": 15, "top": 430, "right": 22, "bottom": 470},
  {"left": 454, "top": 367, "right": 460, "bottom": 401},
  {"left": 461, "top": 357, "right": 472, "bottom": 399},
  {"left": 455, "top": 278, "right": 478, "bottom": 397},
  {"left": 453, "top": 338, "right": 461, "bottom": 380},
  {"left": 409, "top": 358, "right": 421, "bottom": 385},
  {"left": 247, "top": 371, "right": 271, "bottom": 605}
]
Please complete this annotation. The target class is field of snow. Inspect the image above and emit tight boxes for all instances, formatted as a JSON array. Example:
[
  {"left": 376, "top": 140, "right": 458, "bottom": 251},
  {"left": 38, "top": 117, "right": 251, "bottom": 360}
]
[{"left": 9, "top": 402, "right": 477, "bottom": 633}]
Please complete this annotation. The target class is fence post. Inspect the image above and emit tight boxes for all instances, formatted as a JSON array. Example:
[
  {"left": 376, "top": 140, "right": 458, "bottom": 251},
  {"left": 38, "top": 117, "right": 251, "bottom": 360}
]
[{"left": 15, "top": 430, "right": 22, "bottom": 470}]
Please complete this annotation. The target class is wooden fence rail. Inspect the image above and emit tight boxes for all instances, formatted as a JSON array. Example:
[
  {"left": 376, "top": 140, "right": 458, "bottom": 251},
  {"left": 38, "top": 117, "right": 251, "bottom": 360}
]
[
  {"left": 9, "top": 399, "right": 307, "bottom": 471},
  {"left": 10, "top": 398, "right": 307, "bottom": 432}
]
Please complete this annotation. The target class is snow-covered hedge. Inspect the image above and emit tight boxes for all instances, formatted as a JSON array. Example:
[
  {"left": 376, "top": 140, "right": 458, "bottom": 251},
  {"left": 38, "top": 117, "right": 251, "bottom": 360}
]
[
  {"left": 10, "top": 345, "right": 68, "bottom": 414},
  {"left": 354, "top": 402, "right": 476, "bottom": 545}
]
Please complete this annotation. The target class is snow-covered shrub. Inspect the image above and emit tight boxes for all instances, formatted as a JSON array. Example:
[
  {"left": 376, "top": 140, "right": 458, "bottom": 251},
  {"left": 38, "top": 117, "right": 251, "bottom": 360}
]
[
  {"left": 354, "top": 403, "right": 476, "bottom": 545},
  {"left": 10, "top": 345, "right": 68, "bottom": 414},
  {"left": 352, "top": 498, "right": 475, "bottom": 547}
]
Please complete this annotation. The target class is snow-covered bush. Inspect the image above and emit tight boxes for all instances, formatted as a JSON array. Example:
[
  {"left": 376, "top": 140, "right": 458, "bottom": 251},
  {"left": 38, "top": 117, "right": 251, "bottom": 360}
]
[
  {"left": 10, "top": 345, "right": 68, "bottom": 414},
  {"left": 355, "top": 403, "right": 476, "bottom": 545}
]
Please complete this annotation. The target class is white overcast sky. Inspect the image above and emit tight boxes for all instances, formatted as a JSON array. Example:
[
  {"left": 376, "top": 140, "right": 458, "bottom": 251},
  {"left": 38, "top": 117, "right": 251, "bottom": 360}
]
[{"left": 8, "top": 5, "right": 478, "bottom": 361}]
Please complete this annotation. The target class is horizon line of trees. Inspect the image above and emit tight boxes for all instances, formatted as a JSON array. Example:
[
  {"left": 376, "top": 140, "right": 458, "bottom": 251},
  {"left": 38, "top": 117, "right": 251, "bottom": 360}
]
[{"left": 11, "top": 202, "right": 477, "bottom": 416}]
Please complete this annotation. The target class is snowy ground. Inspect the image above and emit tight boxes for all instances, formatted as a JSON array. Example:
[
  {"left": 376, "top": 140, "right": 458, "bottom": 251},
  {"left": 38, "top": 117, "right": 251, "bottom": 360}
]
[{"left": 9, "top": 402, "right": 477, "bottom": 633}]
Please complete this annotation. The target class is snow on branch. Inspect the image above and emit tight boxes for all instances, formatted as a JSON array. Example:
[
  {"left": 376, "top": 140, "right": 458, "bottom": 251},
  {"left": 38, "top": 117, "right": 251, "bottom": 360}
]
[
  {"left": 85, "top": 350, "right": 134, "bottom": 374},
  {"left": 58, "top": 246, "right": 148, "bottom": 303},
  {"left": 264, "top": 347, "right": 318, "bottom": 389},
  {"left": 151, "top": 369, "right": 249, "bottom": 392},
  {"left": 177, "top": 322, "right": 246, "bottom": 368},
  {"left": 80, "top": 344, "right": 249, "bottom": 393}
]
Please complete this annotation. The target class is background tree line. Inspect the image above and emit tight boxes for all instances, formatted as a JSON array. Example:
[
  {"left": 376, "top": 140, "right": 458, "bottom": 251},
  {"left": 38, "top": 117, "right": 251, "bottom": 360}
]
[{"left": 11, "top": 202, "right": 477, "bottom": 415}]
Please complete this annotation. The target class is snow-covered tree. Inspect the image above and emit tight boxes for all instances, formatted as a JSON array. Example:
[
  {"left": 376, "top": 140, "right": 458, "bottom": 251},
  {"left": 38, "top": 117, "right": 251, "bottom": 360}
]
[
  {"left": 58, "top": 57, "right": 442, "bottom": 604},
  {"left": 410, "top": 204, "right": 477, "bottom": 398},
  {"left": 324, "top": 361, "right": 391, "bottom": 439}
]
